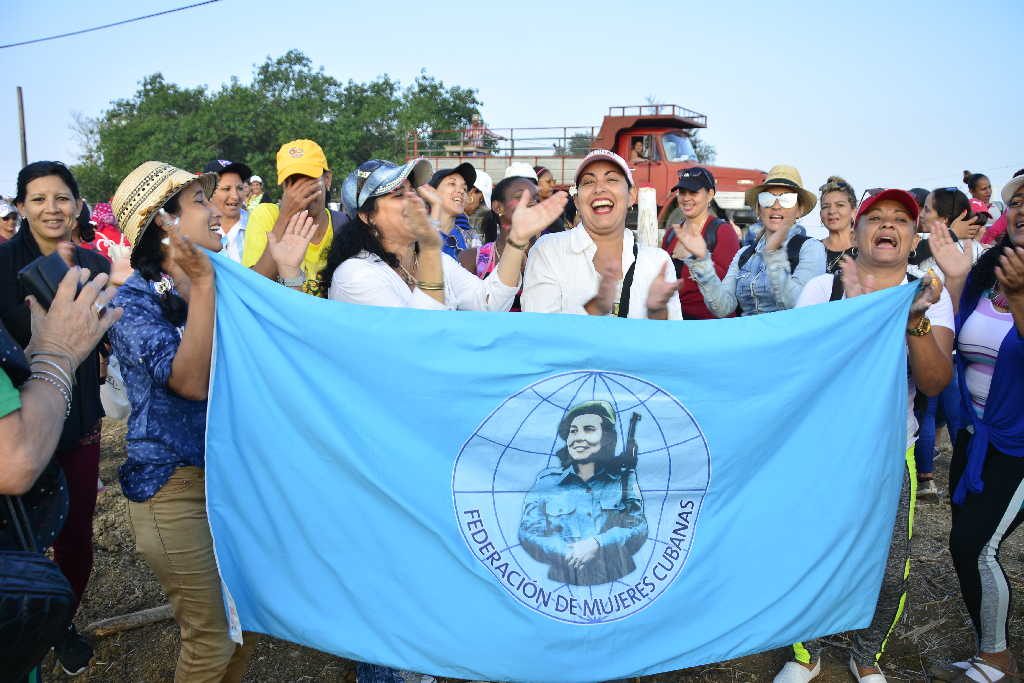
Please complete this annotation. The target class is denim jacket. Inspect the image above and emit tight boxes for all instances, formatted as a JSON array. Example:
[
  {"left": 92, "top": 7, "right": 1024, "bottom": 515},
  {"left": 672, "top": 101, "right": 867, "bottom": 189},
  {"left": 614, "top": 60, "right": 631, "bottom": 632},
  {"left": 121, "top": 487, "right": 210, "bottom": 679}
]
[
  {"left": 686, "top": 224, "right": 825, "bottom": 316},
  {"left": 519, "top": 465, "right": 647, "bottom": 586}
]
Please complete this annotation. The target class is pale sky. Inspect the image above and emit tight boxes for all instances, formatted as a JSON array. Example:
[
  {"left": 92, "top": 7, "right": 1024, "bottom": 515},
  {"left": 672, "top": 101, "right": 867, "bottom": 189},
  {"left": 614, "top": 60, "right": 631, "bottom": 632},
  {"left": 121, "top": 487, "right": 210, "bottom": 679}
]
[{"left": 3, "top": 0, "right": 1022, "bottom": 233}]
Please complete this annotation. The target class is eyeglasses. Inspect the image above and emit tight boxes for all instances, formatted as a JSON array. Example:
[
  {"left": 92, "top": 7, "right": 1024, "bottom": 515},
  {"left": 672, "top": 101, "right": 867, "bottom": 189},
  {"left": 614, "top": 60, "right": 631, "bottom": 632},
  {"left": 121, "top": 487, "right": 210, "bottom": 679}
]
[
  {"left": 0, "top": 214, "right": 16, "bottom": 222},
  {"left": 757, "top": 191, "right": 799, "bottom": 209}
]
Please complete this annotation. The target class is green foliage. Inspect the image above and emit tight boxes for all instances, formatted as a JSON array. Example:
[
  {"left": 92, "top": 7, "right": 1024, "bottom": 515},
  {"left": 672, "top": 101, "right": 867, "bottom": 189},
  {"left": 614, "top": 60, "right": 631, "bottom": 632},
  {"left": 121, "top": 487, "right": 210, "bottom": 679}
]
[
  {"left": 71, "top": 51, "right": 481, "bottom": 201},
  {"left": 691, "top": 131, "right": 716, "bottom": 164}
]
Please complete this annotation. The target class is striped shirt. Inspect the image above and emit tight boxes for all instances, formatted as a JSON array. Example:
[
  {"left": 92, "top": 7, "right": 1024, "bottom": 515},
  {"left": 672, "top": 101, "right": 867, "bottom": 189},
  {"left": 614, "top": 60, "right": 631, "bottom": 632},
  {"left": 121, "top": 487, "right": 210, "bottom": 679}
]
[{"left": 958, "top": 295, "right": 1014, "bottom": 419}]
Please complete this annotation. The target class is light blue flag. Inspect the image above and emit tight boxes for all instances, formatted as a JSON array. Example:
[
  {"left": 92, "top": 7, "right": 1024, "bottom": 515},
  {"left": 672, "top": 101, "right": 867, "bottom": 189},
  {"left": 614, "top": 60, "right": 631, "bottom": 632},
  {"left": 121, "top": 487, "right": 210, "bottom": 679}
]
[{"left": 204, "top": 255, "right": 917, "bottom": 682}]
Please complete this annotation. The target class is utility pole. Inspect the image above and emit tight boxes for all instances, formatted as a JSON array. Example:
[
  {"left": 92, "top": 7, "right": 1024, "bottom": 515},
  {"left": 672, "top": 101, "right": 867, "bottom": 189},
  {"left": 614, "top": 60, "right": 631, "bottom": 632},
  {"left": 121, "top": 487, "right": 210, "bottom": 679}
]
[{"left": 16, "top": 87, "right": 27, "bottom": 167}]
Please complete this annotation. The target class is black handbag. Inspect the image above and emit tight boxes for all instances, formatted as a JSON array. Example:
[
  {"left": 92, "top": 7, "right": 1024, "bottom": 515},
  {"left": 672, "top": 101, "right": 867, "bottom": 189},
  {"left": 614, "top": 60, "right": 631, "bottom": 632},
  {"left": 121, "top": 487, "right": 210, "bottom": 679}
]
[{"left": 0, "top": 323, "right": 75, "bottom": 680}]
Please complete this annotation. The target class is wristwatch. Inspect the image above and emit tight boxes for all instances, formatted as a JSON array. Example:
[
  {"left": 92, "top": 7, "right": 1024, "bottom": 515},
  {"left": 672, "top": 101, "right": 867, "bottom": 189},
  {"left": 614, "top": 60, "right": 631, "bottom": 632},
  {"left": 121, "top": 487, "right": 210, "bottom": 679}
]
[
  {"left": 906, "top": 315, "right": 932, "bottom": 337},
  {"left": 277, "top": 272, "right": 306, "bottom": 288}
]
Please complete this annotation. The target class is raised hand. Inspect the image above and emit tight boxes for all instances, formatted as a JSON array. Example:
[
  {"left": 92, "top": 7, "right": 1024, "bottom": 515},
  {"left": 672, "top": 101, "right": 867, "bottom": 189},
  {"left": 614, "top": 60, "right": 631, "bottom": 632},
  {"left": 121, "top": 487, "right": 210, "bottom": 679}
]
[
  {"left": 415, "top": 183, "right": 444, "bottom": 221},
  {"left": 928, "top": 222, "right": 972, "bottom": 281},
  {"left": 765, "top": 223, "right": 788, "bottom": 253},
  {"left": 673, "top": 224, "right": 708, "bottom": 259},
  {"left": 267, "top": 209, "right": 316, "bottom": 279},
  {"left": 646, "top": 262, "right": 684, "bottom": 315},
  {"left": 280, "top": 177, "right": 323, "bottom": 219},
  {"left": 509, "top": 191, "right": 569, "bottom": 244},
  {"left": 168, "top": 232, "right": 213, "bottom": 286},
  {"left": 949, "top": 209, "right": 982, "bottom": 241},
  {"left": 410, "top": 187, "right": 443, "bottom": 249},
  {"left": 839, "top": 256, "right": 876, "bottom": 299}
]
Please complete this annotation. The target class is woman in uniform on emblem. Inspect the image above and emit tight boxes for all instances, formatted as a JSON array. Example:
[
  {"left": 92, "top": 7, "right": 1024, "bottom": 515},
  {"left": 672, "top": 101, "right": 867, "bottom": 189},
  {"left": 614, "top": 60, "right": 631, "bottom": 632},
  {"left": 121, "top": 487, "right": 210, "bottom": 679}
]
[{"left": 519, "top": 400, "right": 648, "bottom": 586}]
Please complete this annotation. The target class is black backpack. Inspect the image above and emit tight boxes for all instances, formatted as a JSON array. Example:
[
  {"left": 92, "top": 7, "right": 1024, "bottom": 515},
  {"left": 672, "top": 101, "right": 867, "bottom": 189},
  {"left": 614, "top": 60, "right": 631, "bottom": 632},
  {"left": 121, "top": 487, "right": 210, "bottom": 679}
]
[{"left": 736, "top": 234, "right": 810, "bottom": 273}]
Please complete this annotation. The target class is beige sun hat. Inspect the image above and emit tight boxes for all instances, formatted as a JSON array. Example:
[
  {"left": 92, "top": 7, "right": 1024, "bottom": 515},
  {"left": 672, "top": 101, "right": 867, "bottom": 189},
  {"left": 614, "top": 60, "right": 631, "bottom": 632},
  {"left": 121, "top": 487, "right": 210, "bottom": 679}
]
[
  {"left": 111, "top": 161, "right": 217, "bottom": 248},
  {"left": 744, "top": 164, "right": 817, "bottom": 217}
]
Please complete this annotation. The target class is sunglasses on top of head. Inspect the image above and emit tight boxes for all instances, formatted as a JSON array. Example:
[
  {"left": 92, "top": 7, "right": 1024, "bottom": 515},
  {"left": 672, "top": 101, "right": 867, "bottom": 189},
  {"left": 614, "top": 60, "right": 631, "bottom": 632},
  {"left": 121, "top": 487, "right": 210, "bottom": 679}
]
[{"left": 757, "top": 191, "right": 799, "bottom": 209}]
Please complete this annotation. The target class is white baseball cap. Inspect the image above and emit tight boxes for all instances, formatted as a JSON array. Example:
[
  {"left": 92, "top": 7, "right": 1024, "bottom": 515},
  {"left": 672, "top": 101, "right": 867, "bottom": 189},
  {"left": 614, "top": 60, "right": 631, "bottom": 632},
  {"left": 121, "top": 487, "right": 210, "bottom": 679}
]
[
  {"left": 473, "top": 170, "right": 493, "bottom": 207},
  {"left": 504, "top": 162, "right": 538, "bottom": 182}
]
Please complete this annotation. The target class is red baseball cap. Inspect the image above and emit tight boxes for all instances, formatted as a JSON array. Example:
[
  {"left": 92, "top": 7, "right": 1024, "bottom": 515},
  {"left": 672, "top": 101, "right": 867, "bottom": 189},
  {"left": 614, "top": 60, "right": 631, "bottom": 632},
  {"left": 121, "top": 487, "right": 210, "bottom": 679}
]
[{"left": 854, "top": 189, "right": 920, "bottom": 225}]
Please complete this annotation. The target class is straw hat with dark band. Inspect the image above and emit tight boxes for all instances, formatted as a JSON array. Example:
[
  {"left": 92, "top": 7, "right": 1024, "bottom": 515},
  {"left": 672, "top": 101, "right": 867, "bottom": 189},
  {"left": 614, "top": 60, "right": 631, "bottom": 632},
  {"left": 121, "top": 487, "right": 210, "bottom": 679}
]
[
  {"left": 111, "top": 161, "right": 217, "bottom": 248},
  {"left": 744, "top": 164, "right": 817, "bottom": 217}
]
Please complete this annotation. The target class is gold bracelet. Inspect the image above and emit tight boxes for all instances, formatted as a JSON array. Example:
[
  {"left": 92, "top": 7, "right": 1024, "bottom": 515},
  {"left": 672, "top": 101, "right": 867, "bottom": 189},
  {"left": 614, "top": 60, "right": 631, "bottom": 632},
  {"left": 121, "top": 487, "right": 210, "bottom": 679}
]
[
  {"left": 416, "top": 281, "right": 445, "bottom": 291},
  {"left": 506, "top": 236, "right": 529, "bottom": 250}
]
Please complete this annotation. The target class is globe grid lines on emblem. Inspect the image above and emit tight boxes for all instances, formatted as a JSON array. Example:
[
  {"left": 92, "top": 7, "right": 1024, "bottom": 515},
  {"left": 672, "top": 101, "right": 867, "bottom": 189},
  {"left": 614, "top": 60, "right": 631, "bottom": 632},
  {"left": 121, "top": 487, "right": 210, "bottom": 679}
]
[{"left": 452, "top": 371, "right": 711, "bottom": 625}]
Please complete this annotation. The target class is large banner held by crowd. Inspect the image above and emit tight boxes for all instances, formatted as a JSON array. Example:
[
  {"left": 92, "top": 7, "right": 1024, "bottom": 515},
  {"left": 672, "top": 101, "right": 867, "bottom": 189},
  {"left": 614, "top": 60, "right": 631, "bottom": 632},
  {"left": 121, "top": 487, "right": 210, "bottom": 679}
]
[{"left": 204, "top": 255, "right": 917, "bottom": 682}]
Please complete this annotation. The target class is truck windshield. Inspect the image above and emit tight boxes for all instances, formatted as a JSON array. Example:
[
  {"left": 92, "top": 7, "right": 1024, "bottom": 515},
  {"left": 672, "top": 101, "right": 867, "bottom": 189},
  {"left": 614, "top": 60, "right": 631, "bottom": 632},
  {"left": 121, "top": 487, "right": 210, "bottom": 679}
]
[{"left": 661, "top": 132, "right": 698, "bottom": 162}]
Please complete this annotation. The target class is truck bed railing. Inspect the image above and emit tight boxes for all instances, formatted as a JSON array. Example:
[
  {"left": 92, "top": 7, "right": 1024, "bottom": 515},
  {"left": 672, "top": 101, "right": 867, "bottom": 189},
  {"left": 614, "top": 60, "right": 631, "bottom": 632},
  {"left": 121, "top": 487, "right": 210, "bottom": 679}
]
[
  {"left": 607, "top": 104, "right": 707, "bottom": 127},
  {"left": 406, "top": 126, "right": 598, "bottom": 159}
]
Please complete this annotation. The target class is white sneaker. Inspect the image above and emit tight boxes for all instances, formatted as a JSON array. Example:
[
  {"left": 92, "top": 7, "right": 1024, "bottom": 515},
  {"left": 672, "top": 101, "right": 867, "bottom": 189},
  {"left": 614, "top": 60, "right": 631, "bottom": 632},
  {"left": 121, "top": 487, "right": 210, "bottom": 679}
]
[
  {"left": 849, "top": 655, "right": 887, "bottom": 682},
  {"left": 774, "top": 660, "right": 820, "bottom": 683}
]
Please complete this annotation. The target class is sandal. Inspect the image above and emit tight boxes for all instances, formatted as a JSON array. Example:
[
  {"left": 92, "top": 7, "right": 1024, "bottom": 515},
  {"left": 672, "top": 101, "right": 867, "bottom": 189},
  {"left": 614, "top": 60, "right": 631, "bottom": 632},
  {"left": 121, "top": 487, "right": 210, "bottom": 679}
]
[{"left": 938, "top": 656, "right": 1022, "bottom": 682}]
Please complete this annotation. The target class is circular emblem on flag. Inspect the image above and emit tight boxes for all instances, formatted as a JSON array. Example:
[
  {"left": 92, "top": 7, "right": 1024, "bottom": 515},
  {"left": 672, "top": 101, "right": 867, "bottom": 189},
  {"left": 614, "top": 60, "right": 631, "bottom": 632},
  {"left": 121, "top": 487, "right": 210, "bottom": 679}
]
[{"left": 452, "top": 371, "right": 710, "bottom": 624}]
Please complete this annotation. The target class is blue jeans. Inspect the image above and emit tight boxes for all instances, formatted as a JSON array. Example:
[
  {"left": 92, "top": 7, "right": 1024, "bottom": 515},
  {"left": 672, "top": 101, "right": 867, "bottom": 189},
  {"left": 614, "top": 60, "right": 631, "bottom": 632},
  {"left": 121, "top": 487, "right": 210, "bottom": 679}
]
[{"left": 914, "top": 374, "right": 962, "bottom": 476}]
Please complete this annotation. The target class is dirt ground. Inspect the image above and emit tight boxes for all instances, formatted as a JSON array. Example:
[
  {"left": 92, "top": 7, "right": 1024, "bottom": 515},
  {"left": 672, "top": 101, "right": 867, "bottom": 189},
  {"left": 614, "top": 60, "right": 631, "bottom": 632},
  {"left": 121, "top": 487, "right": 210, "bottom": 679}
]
[{"left": 38, "top": 419, "right": 1021, "bottom": 682}]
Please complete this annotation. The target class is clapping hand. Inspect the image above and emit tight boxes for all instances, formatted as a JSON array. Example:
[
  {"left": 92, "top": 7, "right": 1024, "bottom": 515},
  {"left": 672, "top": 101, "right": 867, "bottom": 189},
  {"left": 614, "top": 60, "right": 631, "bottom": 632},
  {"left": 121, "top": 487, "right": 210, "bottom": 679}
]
[
  {"left": 839, "top": 256, "right": 876, "bottom": 299},
  {"left": 586, "top": 255, "right": 622, "bottom": 316},
  {"left": 928, "top": 221, "right": 972, "bottom": 281},
  {"left": 508, "top": 191, "right": 569, "bottom": 245},
  {"left": 267, "top": 209, "right": 317, "bottom": 280},
  {"left": 996, "top": 245, "right": 1024, "bottom": 301},
  {"left": 410, "top": 187, "right": 443, "bottom": 250},
  {"left": 672, "top": 224, "right": 708, "bottom": 259},
  {"left": 646, "top": 262, "right": 684, "bottom": 315}
]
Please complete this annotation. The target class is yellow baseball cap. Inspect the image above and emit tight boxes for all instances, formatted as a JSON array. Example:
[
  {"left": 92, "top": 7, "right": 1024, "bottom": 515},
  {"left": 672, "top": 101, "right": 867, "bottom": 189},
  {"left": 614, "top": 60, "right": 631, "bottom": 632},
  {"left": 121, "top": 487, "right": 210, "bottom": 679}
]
[{"left": 276, "top": 139, "right": 330, "bottom": 185}]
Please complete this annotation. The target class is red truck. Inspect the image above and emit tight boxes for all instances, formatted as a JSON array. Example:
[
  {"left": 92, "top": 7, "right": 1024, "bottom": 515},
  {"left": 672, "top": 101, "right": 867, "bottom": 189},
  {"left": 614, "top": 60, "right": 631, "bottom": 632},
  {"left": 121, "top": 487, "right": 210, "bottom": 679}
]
[{"left": 406, "top": 104, "right": 766, "bottom": 224}]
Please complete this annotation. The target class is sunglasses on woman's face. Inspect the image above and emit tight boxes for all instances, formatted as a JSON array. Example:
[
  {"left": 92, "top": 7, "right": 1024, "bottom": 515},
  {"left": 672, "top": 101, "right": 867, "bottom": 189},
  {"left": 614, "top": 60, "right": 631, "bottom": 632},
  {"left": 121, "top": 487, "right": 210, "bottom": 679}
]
[
  {"left": 757, "top": 191, "right": 799, "bottom": 209},
  {"left": 0, "top": 214, "right": 16, "bottom": 222}
]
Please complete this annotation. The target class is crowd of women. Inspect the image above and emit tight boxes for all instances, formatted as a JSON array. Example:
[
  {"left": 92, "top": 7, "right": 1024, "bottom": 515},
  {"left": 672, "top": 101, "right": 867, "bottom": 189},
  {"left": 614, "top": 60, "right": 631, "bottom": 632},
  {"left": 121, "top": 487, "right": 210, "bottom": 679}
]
[{"left": 0, "top": 145, "right": 1021, "bottom": 683}]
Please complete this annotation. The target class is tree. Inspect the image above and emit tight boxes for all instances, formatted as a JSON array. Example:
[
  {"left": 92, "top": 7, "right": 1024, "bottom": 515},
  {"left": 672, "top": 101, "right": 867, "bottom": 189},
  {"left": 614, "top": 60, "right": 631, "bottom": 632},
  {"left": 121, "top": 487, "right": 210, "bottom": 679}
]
[
  {"left": 71, "top": 51, "right": 482, "bottom": 201},
  {"left": 691, "top": 132, "right": 716, "bottom": 164}
]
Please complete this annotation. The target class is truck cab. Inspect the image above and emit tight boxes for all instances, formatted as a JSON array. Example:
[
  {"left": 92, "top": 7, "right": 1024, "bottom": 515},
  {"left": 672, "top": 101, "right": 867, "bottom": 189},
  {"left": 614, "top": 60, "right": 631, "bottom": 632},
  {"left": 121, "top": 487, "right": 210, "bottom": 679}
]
[
  {"left": 596, "top": 105, "right": 764, "bottom": 224},
  {"left": 407, "top": 103, "right": 765, "bottom": 225}
]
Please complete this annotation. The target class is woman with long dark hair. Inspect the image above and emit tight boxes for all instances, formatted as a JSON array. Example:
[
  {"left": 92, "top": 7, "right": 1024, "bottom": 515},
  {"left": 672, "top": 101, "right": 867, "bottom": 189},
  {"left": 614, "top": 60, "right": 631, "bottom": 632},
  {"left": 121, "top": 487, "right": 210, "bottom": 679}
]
[
  {"left": 0, "top": 161, "right": 111, "bottom": 674},
  {"left": 109, "top": 161, "right": 313, "bottom": 681},
  {"left": 928, "top": 176, "right": 1024, "bottom": 682},
  {"left": 324, "top": 159, "right": 565, "bottom": 311}
]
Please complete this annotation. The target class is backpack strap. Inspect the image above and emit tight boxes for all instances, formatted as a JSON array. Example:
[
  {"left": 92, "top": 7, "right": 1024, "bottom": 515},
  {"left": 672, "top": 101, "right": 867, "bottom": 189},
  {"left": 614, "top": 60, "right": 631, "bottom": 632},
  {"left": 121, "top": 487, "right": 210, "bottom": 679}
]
[
  {"left": 737, "top": 245, "right": 755, "bottom": 270},
  {"left": 829, "top": 272, "right": 844, "bottom": 301},
  {"left": 786, "top": 234, "right": 810, "bottom": 272},
  {"left": 616, "top": 239, "right": 641, "bottom": 318},
  {"left": 704, "top": 218, "right": 726, "bottom": 255}
]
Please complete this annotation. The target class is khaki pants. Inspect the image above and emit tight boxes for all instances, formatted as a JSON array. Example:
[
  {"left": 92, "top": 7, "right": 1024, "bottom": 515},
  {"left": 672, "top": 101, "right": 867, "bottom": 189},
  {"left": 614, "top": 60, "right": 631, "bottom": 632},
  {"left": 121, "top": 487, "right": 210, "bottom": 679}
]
[{"left": 129, "top": 467, "right": 253, "bottom": 683}]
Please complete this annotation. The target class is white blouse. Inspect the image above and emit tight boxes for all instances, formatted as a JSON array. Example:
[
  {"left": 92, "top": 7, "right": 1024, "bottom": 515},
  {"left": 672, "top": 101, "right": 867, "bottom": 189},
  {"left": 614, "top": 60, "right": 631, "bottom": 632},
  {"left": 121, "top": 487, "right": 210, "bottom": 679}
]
[
  {"left": 328, "top": 250, "right": 519, "bottom": 312},
  {"left": 521, "top": 225, "right": 682, "bottom": 319}
]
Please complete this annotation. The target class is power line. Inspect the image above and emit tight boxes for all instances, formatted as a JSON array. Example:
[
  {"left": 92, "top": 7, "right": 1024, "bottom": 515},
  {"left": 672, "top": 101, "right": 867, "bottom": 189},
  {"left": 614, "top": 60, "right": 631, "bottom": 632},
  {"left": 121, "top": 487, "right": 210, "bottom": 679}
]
[{"left": 1, "top": 0, "right": 223, "bottom": 49}]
